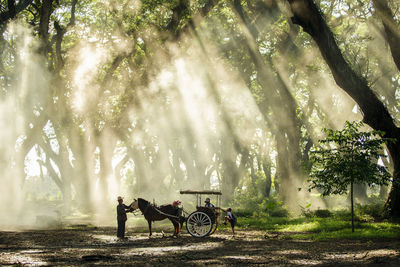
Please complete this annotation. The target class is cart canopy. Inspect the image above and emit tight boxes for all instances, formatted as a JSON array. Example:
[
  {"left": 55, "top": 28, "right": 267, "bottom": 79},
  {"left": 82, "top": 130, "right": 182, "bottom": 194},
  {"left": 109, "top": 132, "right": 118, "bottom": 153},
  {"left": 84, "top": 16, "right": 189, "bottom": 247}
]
[{"left": 180, "top": 190, "right": 222, "bottom": 195}]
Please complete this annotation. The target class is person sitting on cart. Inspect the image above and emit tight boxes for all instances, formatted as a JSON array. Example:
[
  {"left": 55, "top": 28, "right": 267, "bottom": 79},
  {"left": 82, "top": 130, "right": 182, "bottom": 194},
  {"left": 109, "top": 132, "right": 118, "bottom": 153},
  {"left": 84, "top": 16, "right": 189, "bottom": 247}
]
[
  {"left": 223, "top": 207, "right": 237, "bottom": 236},
  {"left": 204, "top": 197, "right": 214, "bottom": 208}
]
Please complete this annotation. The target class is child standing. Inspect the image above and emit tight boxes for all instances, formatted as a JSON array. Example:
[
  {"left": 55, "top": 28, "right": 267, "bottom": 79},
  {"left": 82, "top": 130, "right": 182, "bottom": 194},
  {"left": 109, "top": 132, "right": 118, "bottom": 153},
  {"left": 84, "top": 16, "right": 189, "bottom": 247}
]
[{"left": 223, "top": 207, "right": 237, "bottom": 236}]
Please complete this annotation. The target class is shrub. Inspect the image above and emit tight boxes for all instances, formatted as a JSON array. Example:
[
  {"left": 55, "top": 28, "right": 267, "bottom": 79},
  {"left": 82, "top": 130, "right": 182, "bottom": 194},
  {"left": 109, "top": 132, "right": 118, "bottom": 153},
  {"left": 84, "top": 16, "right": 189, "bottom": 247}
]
[
  {"left": 268, "top": 207, "right": 290, "bottom": 217},
  {"left": 230, "top": 186, "right": 290, "bottom": 218},
  {"left": 234, "top": 209, "right": 253, "bottom": 218},
  {"left": 355, "top": 203, "right": 385, "bottom": 221},
  {"left": 314, "top": 209, "right": 332, "bottom": 218}
]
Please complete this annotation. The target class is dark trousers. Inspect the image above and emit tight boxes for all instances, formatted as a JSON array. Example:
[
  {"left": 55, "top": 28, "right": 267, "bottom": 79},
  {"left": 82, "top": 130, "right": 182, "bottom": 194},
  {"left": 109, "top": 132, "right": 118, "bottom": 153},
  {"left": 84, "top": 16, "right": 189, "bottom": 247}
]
[{"left": 117, "top": 220, "right": 126, "bottom": 238}]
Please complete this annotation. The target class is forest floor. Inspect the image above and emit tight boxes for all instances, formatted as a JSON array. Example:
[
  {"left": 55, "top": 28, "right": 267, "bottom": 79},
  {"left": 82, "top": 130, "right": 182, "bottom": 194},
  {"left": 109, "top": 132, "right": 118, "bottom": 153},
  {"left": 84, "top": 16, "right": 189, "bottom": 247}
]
[{"left": 0, "top": 225, "right": 399, "bottom": 266}]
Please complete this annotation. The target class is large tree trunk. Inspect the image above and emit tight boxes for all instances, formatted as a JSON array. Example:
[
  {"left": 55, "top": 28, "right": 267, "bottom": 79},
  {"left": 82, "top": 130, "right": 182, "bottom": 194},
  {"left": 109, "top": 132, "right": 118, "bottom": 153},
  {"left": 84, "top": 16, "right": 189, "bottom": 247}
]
[
  {"left": 70, "top": 130, "right": 93, "bottom": 212},
  {"left": 38, "top": 0, "right": 53, "bottom": 55},
  {"left": 262, "top": 157, "right": 272, "bottom": 198},
  {"left": 220, "top": 137, "right": 241, "bottom": 203},
  {"left": 287, "top": 0, "right": 400, "bottom": 217}
]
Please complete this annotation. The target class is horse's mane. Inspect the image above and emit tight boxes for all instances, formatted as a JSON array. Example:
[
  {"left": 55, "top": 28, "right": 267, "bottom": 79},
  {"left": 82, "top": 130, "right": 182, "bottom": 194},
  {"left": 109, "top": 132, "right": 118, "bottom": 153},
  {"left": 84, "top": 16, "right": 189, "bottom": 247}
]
[{"left": 137, "top": 198, "right": 150, "bottom": 211}]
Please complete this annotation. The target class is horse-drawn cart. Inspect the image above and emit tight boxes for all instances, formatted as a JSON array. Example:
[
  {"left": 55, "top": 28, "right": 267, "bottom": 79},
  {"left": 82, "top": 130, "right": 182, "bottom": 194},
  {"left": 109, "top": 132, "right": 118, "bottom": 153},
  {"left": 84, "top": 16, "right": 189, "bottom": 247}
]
[
  {"left": 130, "top": 190, "right": 223, "bottom": 238},
  {"left": 180, "top": 190, "right": 222, "bottom": 238}
]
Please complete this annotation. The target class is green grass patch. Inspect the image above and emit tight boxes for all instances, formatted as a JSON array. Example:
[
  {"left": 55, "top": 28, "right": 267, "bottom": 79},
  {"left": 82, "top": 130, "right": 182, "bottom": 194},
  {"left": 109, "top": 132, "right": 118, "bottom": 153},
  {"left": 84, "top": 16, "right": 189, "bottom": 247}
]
[
  {"left": 236, "top": 216, "right": 400, "bottom": 241},
  {"left": 289, "top": 223, "right": 400, "bottom": 241}
]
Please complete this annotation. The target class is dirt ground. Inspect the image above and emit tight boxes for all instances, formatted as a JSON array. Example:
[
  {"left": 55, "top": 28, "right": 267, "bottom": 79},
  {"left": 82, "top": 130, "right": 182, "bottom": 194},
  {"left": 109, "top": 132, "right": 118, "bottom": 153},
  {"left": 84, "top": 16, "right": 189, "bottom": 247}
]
[{"left": 0, "top": 226, "right": 399, "bottom": 266}]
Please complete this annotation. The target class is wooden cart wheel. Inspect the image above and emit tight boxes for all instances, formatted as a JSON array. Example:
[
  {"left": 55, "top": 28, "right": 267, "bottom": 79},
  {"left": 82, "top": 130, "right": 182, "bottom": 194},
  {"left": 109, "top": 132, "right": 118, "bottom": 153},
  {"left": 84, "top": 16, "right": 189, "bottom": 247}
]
[
  {"left": 186, "top": 211, "right": 213, "bottom": 237},
  {"left": 208, "top": 207, "right": 221, "bottom": 235}
]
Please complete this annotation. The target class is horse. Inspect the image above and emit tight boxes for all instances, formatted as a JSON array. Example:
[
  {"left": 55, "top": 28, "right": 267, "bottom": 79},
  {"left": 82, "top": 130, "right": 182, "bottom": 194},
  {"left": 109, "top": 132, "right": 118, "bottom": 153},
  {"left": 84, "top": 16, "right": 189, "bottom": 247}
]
[{"left": 130, "top": 198, "right": 183, "bottom": 236}]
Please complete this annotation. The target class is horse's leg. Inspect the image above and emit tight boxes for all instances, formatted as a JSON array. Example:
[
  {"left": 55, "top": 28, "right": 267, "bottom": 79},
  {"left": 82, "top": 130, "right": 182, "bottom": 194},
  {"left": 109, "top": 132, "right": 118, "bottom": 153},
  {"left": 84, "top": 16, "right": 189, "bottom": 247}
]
[
  {"left": 171, "top": 219, "right": 178, "bottom": 236},
  {"left": 147, "top": 220, "right": 152, "bottom": 236},
  {"left": 180, "top": 216, "right": 185, "bottom": 234},
  {"left": 176, "top": 219, "right": 181, "bottom": 235}
]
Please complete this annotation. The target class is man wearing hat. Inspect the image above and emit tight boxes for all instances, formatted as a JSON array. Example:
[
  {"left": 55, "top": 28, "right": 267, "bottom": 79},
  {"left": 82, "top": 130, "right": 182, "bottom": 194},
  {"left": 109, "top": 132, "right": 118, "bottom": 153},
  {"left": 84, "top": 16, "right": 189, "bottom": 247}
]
[
  {"left": 204, "top": 197, "right": 214, "bottom": 208},
  {"left": 117, "top": 196, "right": 131, "bottom": 239}
]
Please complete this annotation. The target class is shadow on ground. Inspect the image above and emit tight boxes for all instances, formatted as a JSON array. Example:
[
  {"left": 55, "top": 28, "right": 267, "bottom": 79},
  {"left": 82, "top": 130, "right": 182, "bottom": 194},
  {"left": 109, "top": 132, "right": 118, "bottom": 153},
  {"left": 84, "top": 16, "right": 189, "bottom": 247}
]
[{"left": 0, "top": 227, "right": 399, "bottom": 266}]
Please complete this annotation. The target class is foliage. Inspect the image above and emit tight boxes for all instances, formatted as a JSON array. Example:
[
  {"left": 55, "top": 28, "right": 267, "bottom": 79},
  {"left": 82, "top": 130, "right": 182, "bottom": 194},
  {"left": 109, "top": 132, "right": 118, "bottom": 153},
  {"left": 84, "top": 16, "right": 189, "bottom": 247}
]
[
  {"left": 308, "top": 121, "right": 392, "bottom": 196},
  {"left": 231, "top": 184, "right": 289, "bottom": 218},
  {"left": 313, "top": 209, "right": 332, "bottom": 218},
  {"left": 1, "top": 0, "right": 400, "bottom": 221},
  {"left": 355, "top": 202, "right": 385, "bottom": 221},
  {"left": 302, "top": 208, "right": 332, "bottom": 218},
  {"left": 308, "top": 121, "right": 393, "bottom": 231}
]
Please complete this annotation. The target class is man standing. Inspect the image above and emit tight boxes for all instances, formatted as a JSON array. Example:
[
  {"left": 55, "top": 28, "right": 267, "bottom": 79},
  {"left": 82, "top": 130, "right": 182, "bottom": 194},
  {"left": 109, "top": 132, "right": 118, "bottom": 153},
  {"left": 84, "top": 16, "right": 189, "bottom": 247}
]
[{"left": 117, "top": 196, "right": 131, "bottom": 239}]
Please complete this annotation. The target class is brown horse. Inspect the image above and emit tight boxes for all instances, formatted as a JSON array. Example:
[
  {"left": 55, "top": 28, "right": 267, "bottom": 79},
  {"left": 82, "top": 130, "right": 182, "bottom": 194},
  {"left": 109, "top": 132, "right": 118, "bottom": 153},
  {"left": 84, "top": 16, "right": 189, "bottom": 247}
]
[{"left": 130, "top": 198, "right": 183, "bottom": 236}]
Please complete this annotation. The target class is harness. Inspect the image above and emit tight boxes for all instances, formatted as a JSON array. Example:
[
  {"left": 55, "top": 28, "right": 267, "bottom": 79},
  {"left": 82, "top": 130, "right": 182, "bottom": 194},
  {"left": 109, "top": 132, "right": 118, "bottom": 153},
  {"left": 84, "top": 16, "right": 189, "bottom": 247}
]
[
  {"left": 140, "top": 200, "right": 181, "bottom": 220},
  {"left": 153, "top": 206, "right": 181, "bottom": 220}
]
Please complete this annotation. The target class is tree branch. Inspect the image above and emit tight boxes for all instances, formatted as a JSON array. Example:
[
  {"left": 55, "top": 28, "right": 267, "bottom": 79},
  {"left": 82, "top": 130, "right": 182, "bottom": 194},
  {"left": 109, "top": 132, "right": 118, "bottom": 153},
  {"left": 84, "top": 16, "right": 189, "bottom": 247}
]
[
  {"left": 0, "top": 0, "right": 32, "bottom": 25},
  {"left": 372, "top": 0, "right": 400, "bottom": 71}
]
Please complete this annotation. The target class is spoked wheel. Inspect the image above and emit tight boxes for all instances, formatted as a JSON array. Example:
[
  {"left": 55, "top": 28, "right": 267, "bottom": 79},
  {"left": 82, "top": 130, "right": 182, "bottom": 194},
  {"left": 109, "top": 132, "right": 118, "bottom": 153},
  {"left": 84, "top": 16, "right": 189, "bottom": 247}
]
[
  {"left": 208, "top": 208, "right": 221, "bottom": 236},
  {"left": 186, "top": 211, "right": 213, "bottom": 237}
]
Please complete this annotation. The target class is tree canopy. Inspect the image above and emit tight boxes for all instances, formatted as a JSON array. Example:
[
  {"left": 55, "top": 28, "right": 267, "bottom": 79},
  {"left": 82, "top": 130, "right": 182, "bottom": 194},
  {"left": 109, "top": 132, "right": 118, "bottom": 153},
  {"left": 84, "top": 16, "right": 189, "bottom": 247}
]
[
  {"left": 309, "top": 121, "right": 392, "bottom": 196},
  {"left": 0, "top": 0, "right": 399, "bottom": 220}
]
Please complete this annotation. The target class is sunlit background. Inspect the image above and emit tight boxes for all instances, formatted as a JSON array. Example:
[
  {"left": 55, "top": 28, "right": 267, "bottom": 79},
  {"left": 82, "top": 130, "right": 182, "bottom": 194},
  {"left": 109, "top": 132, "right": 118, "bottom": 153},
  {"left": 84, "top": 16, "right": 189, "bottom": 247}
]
[{"left": 0, "top": 0, "right": 398, "bottom": 228}]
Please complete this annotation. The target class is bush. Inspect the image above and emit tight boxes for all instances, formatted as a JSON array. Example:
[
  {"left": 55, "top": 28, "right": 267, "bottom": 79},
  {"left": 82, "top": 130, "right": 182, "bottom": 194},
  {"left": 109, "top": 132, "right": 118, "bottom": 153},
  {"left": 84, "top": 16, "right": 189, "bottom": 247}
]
[
  {"left": 234, "top": 209, "right": 253, "bottom": 218},
  {"left": 268, "top": 207, "right": 290, "bottom": 217},
  {"left": 314, "top": 209, "right": 332, "bottom": 218},
  {"left": 355, "top": 203, "right": 385, "bottom": 221},
  {"left": 300, "top": 204, "right": 331, "bottom": 218},
  {"left": 261, "top": 197, "right": 290, "bottom": 217},
  {"left": 230, "top": 186, "right": 290, "bottom": 218}
]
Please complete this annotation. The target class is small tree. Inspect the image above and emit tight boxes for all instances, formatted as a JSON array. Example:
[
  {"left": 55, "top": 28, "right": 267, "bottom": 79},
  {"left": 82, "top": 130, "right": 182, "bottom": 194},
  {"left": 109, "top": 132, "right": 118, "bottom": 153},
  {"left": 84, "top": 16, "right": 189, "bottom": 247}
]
[{"left": 309, "top": 121, "right": 392, "bottom": 232}]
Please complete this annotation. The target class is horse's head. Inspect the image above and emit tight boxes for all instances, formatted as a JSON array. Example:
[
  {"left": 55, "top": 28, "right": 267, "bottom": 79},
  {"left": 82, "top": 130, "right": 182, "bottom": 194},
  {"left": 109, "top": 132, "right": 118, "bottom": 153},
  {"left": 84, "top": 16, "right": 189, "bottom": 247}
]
[{"left": 129, "top": 198, "right": 139, "bottom": 210}]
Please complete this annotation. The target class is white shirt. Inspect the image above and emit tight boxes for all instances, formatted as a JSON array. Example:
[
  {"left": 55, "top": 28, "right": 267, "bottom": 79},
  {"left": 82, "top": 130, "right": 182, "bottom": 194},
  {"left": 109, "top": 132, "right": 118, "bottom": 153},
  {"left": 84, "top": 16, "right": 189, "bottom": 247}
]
[{"left": 227, "top": 211, "right": 233, "bottom": 219}]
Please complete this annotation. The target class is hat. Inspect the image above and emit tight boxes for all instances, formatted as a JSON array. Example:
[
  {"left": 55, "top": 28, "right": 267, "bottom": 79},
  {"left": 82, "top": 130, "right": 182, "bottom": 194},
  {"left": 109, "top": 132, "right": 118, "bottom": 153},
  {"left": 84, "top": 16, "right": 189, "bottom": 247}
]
[
  {"left": 227, "top": 207, "right": 232, "bottom": 211},
  {"left": 117, "top": 196, "right": 123, "bottom": 201},
  {"left": 205, "top": 197, "right": 210, "bottom": 203}
]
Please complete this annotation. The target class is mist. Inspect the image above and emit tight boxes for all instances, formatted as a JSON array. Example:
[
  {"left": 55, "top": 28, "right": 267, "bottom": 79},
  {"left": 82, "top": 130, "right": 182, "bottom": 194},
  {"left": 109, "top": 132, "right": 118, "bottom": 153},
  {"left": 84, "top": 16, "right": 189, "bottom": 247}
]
[{"left": 0, "top": 0, "right": 397, "bottom": 229}]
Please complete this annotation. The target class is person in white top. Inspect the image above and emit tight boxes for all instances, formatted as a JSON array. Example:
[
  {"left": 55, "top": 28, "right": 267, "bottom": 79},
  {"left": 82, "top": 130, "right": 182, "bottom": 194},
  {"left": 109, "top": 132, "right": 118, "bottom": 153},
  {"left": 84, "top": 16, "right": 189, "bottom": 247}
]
[{"left": 223, "top": 207, "right": 236, "bottom": 236}]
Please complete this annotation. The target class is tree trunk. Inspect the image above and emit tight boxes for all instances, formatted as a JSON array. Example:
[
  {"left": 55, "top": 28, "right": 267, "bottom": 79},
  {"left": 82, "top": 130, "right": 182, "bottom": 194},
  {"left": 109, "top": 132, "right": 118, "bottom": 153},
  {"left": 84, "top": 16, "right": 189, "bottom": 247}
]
[
  {"left": 287, "top": 0, "right": 400, "bottom": 218},
  {"left": 38, "top": 0, "right": 53, "bottom": 54},
  {"left": 70, "top": 131, "right": 93, "bottom": 212},
  {"left": 262, "top": 158, "right": 272, "bottom": 198},
  {"left": 220, "top": 139, "right": 240, "bottom": 203},
  {"left": 351, "top": 181, "right": 354, "bottom": 233}
]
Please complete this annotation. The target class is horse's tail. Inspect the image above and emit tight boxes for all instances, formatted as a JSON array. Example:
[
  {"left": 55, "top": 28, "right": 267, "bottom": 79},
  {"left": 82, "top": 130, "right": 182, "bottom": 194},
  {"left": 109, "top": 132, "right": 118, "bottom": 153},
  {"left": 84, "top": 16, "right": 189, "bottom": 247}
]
[{"left": 178, "top": 216, "right": 185, "bottom": 233}]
